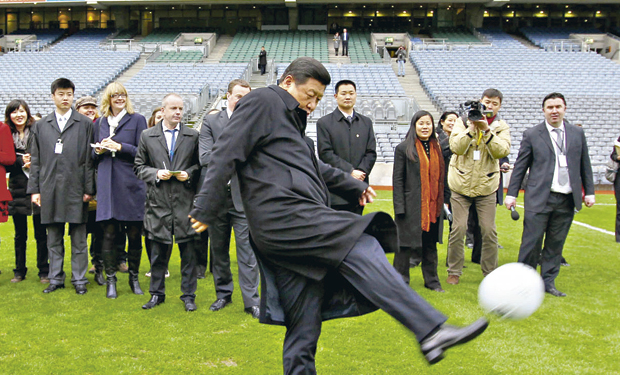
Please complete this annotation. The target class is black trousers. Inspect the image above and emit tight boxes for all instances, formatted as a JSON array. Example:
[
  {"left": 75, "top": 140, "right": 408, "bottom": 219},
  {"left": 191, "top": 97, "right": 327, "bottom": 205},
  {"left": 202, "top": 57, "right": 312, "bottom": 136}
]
[
  {"left": 331, "top": 202, "right": 364, "bottom": 215},
  {"left": 196, "top": 229, "right": 209, "bottom": 269},
  {"left": 393, "top": 221, "right": 441, "bottom": 289},
  {"left": 101, "top": 220, "right": 142, "bottom": 275},
  {"left": 342, "top": 40, "right": 349, "bottom": 56},
  {"left": 519, "top": 192, "right": 575, "bottom": 289},
  {"left": 276, "top": 234, "right": 447, "bottom": 375},
  {"left": 12, "top": 213, "right": 48, "bottom": 278},
  {"left": 259, "top": 63, "right": 266, "bottom": 75},
  {"left": 467, "top": 203, "right": 483, "bottom": 264},
  {"left": 149, "top": 240, "right": 197, "bottom": 300}
]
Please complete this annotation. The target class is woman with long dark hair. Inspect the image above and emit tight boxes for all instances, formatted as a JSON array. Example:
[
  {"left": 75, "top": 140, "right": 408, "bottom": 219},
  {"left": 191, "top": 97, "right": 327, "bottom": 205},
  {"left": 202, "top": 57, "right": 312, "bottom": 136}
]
[
  {"left": 4, "top": 99, "right": 47, "bottom": 283},
  {"left": 93, "top": 82, "right": 147, "bottom": 298},
  {"left": 392, "top": 110, "right": 445, "bottom": 292}
]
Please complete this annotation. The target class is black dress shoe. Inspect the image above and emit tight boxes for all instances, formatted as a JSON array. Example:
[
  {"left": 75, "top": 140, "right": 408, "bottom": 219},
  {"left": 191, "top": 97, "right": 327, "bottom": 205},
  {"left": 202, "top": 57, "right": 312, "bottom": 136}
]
[
  {"left": 420, "top": 318, "right": 489, "bottom": 365},
  {"left": 94, "top": 271, "right": 105, "bottom": 286},
  {"left": 209, "top": 297, "right": 232, "bottom": 311},
  {"left": 545, "top": 287, "right": 566, "bottom": 297},
  {"left": 184, "top": 299, "right": 197, "bottom": 312},
  {"left": 43, "top": 284, "right": 65, "bottom": 293},
  {"left": 142, "top": 295, "right": 165, "bottom": 309},
  {"left": 106, "top": 281, "right": 117, "bottom": 299},
  {"left": 75, "top": 284, "right": 88, "bottom": 295},
  {"left": 244, "top": 306, "right": 260, "bottom": 319}
]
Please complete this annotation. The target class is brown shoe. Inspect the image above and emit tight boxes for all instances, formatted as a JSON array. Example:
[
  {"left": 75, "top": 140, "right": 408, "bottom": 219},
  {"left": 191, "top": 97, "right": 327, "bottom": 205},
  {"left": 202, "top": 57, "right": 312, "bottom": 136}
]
[
  {"left": 40, "top": 277, "right": 50, "bottom": 284},
  {"left": 118, "top": 262, "right": 129, "bottom": 273},
  {"left": 11, "top": 276, "right": 24, "bottom": 283},
  {"left": 88, "top": 266, "right": 96, "bottom": 274},
  {"left": 446, "top": 275, "right": 460, "bottom": 285}
]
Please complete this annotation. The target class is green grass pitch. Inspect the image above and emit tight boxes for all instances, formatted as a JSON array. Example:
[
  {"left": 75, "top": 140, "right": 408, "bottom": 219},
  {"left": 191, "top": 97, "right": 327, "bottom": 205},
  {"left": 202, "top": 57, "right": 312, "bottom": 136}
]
[{"left": 0, "top": 190, "right": 618, "bottom": 374}]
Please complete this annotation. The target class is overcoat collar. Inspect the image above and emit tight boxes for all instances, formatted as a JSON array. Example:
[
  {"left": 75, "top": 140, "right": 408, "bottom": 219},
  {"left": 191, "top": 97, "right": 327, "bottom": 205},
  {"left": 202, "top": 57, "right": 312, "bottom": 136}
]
[
  {"left": 45, "top": 109, "right": 79, "bottom": 134},
  {"left": 148, "top": 121, "right": 192, "bottom": 157},
  {"left": 269, "top": 85, "right": 308, "bottom": 135}
]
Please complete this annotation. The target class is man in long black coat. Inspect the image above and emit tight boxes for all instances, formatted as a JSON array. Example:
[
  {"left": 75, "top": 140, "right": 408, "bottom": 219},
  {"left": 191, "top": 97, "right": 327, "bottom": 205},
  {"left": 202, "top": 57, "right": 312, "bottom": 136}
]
[
  {"left": 28, "top": 78, "right": 95, "bottom": 295},
  {"left": 190, "top": 57, "right": 488, "bottom": 373},
  {"left": 317, "top": 79, "right": 376, "bottom": 215},
  {"left": 134, "top": 93, "right": 201, "bottom": 311}
]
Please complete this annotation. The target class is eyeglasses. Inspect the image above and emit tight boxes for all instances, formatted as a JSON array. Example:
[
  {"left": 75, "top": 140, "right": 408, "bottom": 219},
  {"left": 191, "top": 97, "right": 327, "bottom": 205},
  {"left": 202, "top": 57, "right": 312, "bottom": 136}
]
[{"left": 111, "top": 94, "right": 127, "bottom": 99}]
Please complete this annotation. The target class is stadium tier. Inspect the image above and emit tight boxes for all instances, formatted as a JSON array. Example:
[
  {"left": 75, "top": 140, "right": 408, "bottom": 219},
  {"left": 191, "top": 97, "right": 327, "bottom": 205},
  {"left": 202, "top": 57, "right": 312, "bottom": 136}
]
[
  {"left": 0, "top": 29, "right": 139, "bottom": 115},
  {"left": 520, "top": 27, "right": 602, "bottom": 51},
  {"left": 221, "top": 30, "right": 328, "bottom": 63},
  {"left": 430, "top": 27, "right": 481, "bottom": 43},
  {"left": 10, "top": 29, "right": 65, "bottom": 52},
  {"left": 349, "top": 32, "right": 384, "bottom": 64},
  {"left": 151, "top": 51, "right": 203, "bottom": 63}
]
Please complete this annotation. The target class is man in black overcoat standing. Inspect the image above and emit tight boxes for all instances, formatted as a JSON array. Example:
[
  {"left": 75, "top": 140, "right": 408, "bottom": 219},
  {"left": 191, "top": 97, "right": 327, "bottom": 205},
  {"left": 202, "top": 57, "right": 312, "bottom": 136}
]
[
  {"left": 258, "top": 46, "right": 267, "bottom": 75},
  {"left": 190, "top": 57, "right": 488, "bottom": 373},
  {"left": 505, "top": 92, "right": 594, "bottom": 297},
  {"left": 317, "top": 79, "right": 376, "bottom": 214},
  {"left": 199, "top": 79, "right": 260, "bottom": 318},
  {"left": 134, "top": 93, "right": 201, "bottom": 311},
  {"left": 28, "top": 78, "right": 95, "bottom": 295}
]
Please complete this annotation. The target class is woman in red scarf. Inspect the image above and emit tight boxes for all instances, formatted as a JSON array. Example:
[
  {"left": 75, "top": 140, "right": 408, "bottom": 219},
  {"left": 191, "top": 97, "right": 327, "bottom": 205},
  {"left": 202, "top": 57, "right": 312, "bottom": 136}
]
[{"left": 392, "top": 110, "right": 445, "bottom": 292}]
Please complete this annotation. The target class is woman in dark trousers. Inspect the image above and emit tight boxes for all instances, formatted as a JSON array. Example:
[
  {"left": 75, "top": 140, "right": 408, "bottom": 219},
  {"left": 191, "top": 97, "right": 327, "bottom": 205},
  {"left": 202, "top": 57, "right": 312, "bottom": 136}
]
[
  {"left": 93, "top": 82, "right": 147, "bottom": 298},
  {"left": 392, "top": 110, "right": 445, "bottom": 292},
  {"left": 611, "top": 139, "right": 620, "bottom": 243},
  {"left": 5, "top": 100, "right": 48, "bottom": 283}
]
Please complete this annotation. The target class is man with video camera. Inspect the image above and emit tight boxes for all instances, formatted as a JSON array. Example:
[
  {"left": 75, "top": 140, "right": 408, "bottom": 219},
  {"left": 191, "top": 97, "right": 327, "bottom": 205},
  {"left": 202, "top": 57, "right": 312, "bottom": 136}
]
[{"left": 446, "top": 89, "right": 511, "bottom": 285}]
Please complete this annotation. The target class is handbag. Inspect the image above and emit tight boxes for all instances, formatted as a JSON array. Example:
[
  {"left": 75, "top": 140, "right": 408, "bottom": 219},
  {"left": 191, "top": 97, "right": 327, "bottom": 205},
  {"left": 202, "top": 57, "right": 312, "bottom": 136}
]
[{"left": 605, "top": 158, "right": 619, "bottom": 182}]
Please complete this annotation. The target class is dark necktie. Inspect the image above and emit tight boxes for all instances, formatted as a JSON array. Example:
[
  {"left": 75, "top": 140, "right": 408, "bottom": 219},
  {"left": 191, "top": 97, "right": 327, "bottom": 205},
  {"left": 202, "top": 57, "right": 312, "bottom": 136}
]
[{"left": 167, "top": 129, "right": 177, "bottom": 161}]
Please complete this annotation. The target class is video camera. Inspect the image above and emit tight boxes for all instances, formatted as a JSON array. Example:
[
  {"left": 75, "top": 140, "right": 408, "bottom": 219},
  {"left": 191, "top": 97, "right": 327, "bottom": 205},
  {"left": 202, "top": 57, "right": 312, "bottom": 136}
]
[{"left": 460, "top": 101, "right": 494, "bottom": 122}]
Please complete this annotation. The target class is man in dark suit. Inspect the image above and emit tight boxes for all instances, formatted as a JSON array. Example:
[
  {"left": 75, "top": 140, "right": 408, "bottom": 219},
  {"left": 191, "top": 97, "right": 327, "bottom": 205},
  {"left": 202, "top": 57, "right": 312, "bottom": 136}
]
[
  {"left": 28, "top": 78, "right": 95, "bottom": 295},
  {"left": 190, "top": 57, "right": 488, "bottom": 372},
  {"left": 258, "top": 46, "right": 267, "bottom": 75},
  {"left": 342, "top": 28, "right": 349, "bottom": 56},
  {"left": 505, "top": 92, "right": 595, "bottom": 297},
  {"left": 134, "top": 93, "right": 201, "bottom": 311},
  {"left": 199, "top": 79, "right": 260, "bottom": 318},
  {"left": 317, "top": 79, "right": 376, "bottom": 214}
]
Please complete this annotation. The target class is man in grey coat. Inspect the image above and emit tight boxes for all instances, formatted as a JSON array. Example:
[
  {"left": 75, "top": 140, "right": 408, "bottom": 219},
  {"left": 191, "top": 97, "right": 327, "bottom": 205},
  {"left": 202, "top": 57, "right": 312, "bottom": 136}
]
[
  {"left": 199, "top": 79, "right": 260, "bottom": 318},
  {"left": 134, "top": 93, "right": 201, "bottom": 311},
  {"left": 190, "top": 57, "right": 488, "bottom": 373},
  {"left": 28, "top": 78, "right": 96, "bottom": 295}
]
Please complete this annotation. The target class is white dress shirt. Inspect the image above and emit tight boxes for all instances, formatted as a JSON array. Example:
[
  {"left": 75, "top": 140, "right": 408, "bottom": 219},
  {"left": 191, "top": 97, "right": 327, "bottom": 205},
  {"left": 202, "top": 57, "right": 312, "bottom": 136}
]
[
  {"left": 55, "top": 109, "right": 72, "bottom": 132},
  {"left": 545, "top": 121, "right": 571, "bottom": 194},
  {"left": 162, "top": 122, "right": 180, "bottom": 163}
]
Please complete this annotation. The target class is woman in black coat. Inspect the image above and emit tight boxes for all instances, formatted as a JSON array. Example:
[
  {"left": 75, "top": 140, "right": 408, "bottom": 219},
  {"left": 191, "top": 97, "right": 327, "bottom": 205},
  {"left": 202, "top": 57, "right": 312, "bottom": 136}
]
[
  {"left": 5, "top": 99, "right": 49, "bottom": 283},
  {"left": 392, "top": 110, "right": 445, "bottom": 292},
  {"left": 611, "top": 139, "right": 620, "bottom": 243}
]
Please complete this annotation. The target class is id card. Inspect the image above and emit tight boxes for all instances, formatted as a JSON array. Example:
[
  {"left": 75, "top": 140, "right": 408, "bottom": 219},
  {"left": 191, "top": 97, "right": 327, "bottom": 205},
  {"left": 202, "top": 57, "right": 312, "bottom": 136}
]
[
  {"left": 558, "top": 155, "right": 567, "bottom": 167},
  {"left": 473, "top": 150, "right": 481, "bottom": 161},
  {"left": 55, "top": 140, "right": 63, "bottom": 154}
]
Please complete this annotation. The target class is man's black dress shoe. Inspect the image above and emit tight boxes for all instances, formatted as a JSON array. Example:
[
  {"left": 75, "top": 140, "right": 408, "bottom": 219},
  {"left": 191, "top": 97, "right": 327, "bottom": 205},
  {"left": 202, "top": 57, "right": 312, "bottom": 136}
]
[
  {"left": 209, "top": 298, "right": 232, "bottom": 311},
  {"left": 545, "top": 287, "right": 566, "bottom": 297},
  {"left": 75, "top": 284, "right": 88, "bottom": 295},
  {"left": 420, "top": 318, "right": 489, "bottom": 364},
  {"left": 94, "top": 271, "right": 105, "bottom": 286},
  {"left": 184, "top": 299, "right": 197, "bottom": 312},
  {"left": 142, "top": 295, "right": 165, "bottom": 309},
  {"left": 244, "top": 306, "right": 260, "bottom": 319},
  {"left": 43, "top": 284, "right": 65, "bottom": 293}
]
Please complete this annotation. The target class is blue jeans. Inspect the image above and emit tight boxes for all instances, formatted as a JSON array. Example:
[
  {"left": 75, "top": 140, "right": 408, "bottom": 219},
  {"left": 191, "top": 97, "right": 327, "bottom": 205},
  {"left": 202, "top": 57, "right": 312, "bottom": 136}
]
[{"left": 398, "top": 60, "right": 405, "bottom": 75}]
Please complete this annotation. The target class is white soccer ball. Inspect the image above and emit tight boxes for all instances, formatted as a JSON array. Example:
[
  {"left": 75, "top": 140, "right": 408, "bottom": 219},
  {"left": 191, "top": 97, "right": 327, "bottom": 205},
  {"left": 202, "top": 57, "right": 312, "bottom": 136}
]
[{"left": 478, "top": 262, "right": 545, "bottom": 320}]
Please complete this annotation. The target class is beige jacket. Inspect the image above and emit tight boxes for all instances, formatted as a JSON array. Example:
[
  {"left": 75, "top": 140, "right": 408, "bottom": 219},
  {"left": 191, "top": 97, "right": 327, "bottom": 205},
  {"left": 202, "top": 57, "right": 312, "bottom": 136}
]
[{"left": 448, "top": 116, "right": 511, "bottom": 197}]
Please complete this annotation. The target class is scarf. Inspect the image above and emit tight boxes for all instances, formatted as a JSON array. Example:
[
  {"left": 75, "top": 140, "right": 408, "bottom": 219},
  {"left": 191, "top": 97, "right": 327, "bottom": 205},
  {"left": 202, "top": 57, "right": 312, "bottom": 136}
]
[
  {"left": 107, "top": 109, "right": 127, "bottom": 136},
  {"left": 416, "top": 138, "right": 441, "bottom": 232},
  {"left": 12, "top": 127, "right": 30, "bottom": 151}
]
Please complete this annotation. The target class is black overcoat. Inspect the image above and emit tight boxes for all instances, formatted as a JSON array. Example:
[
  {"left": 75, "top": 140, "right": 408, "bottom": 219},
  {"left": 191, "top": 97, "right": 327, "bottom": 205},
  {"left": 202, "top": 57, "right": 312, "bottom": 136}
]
[
  {"left": 134, "top": 122, "right": 201, "bottom": 244},
  {"left": 7, "top": 130, "right": 38, "bottom": 216},
  {"left": 392, "top": 141, "right": 444, "bottom": 250},
  {"left": 317, "top": 108, "right": 377, "bottom": 206},
  {"left": 27, "top": 111, "right": 95, "bottom": 224},
  {"left": 191, "top": 85, "right": 398, "bottom": 325},
  {"left": 258, "top": 50, "right": 267, "bottom": 66}
]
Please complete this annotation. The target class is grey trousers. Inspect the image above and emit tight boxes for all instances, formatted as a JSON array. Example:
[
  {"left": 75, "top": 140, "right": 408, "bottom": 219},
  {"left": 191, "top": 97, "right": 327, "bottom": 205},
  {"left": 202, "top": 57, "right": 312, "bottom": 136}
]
[
  {"left": 210, "top": 192, "right": 260, "bottom": 308},
  {"left": 46, "top": 223, "right": 89, "bottom": 286},
  {"left": 447, "top": 192, "right": 498, "bottom": 276}
]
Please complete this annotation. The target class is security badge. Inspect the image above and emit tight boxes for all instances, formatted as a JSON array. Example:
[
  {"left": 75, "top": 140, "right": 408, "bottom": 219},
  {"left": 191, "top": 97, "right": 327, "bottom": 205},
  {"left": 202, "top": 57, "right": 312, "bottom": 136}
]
[
  {"left": 558, "top": 155, "right": 567, "bottom": 167},
  {"left": 55, "top": 139, "right": 63, "bottom": 154},
  {"left": 473, "top": 150, "right": 481, "bottom": 161}
]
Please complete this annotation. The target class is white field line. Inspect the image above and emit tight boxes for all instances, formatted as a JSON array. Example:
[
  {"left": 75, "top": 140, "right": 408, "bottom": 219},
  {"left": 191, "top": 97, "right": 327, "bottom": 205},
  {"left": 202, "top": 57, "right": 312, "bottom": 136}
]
[{"left": 516, "top": 204, "right": 615, "bottom": 236}]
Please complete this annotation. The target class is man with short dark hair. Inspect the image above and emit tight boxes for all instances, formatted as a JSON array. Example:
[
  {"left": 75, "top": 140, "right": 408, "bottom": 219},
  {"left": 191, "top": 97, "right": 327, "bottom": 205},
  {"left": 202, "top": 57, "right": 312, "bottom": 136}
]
[
  {"left": 342, "top": 28, "right": 350, "bottom": 56},
  {"left": 505, "top": 92, "right": 594, "bottom": 297},
  {"left": 199, "top": 79, "right": 260, "bottom": 318},
  {"left": 446, "top": 88, "right": 511, "bottom": 285},
  {"left": 134, "top": 93, "right": 201, "bottom": 311},
  {"left": 317, "top": 79, "right": 376, "bottom": 214},
  {"left": 28, "top": 78, "right": 96, "bottom": 295},
  {"left": 258, "top": 46, "right": 267, "bottom": 75},
  {"left": 190, "top": 57, "right": 488, "bottom": 373}
]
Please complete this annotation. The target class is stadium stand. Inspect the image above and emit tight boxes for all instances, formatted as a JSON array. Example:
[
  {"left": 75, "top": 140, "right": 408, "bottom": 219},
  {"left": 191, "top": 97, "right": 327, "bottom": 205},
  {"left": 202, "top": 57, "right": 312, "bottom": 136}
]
[
  {"left": 151, "top": 51, "right": 203, "bottom": 63},
  {"left": 221, "top": 30, "right": 328, "bottom": 63},
  {"left": 520, "top": 27, "right": 602, "bottom": 51},
  {"left": 409, "top": 28, "right": 619, "bottom": 182},
  {"left": 0, "top": 29, "right": 139, "bottom": 116},
  {"left": 349, "top": 32, "right": 384, "bottom": 64},
  {"left": 9, "top": 29, "right": 65, "bottom": 51},
  {"left": 430, "top": 27, "right": 481, "bottom": 43}
]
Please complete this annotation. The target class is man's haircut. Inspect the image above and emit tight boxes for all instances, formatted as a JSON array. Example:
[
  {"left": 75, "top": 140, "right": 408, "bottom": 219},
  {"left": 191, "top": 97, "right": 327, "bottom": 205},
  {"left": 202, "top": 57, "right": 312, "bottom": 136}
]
[
  {"left": 481, "top": 88, "right": 503, "bottom": 103},
  {"left": 279, "top": 57, "right": 331, "bottom": 86},
  {"left": 542, "top": 92, "right": 566, "bottom": 108},
  {"left": 51, "top": 78, "right": 75, "bottom": 94},
  {"left": 335, "top": 80, "right": 356, "bottom": 93},
  {"left": 439, "top": 111, "right": 458, "bottom": 124},
  {"left": 227, "top": 79, "right": 251, "bottom": 95},
  {"left": 162, "top": 93, "right": 183, "bottom": 108}
]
